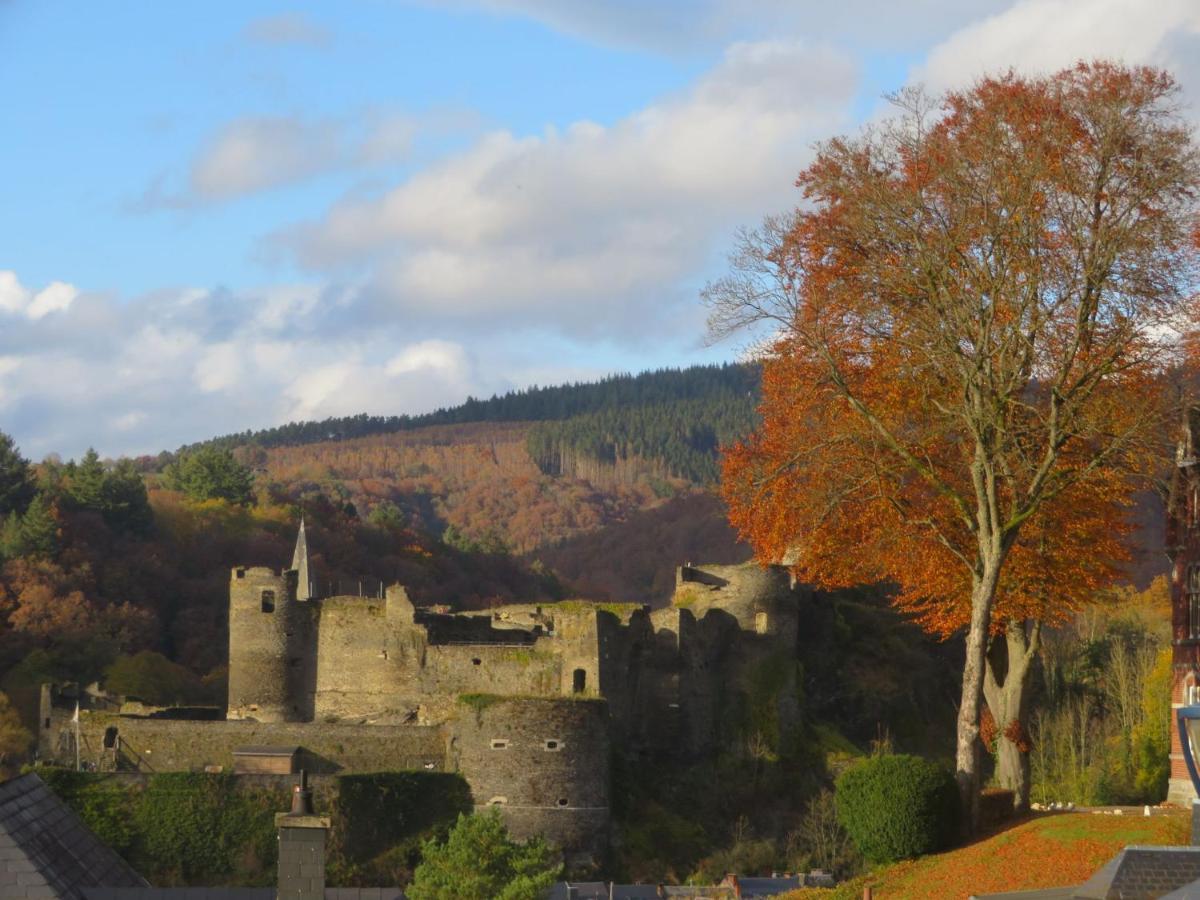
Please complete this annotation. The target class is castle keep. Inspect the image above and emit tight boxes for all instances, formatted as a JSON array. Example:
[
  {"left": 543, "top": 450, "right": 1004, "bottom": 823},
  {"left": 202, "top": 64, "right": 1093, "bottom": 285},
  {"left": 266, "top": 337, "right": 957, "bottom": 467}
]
[{"left": 41, "top": 524, "right": 808, "bottom": 863}]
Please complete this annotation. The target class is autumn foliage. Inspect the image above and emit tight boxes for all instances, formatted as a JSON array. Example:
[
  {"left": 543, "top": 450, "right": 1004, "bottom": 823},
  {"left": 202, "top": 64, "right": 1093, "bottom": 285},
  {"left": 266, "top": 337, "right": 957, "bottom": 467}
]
[{"left": 713, "top": 61, "right": 1200, "bottom": 821}]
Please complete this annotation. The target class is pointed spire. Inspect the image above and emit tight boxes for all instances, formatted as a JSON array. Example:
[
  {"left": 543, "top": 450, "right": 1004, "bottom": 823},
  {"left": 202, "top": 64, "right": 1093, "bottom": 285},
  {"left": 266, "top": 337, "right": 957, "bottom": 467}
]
[{"left": 292, "top": 517, "right": 311, "bottom": 600}]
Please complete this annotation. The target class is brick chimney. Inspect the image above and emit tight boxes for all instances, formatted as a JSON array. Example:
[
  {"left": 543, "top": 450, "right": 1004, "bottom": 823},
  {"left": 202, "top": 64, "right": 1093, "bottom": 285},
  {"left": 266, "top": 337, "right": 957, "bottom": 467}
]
[{"left": 276, "top": 770, "right": 329, "bottom": 900}]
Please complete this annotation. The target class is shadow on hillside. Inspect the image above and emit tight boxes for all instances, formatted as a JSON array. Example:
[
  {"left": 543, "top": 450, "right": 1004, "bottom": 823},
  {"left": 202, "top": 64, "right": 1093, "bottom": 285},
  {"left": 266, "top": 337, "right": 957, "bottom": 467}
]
[{"left": 531, "top": 492, "right": 751, "bottom": 606}]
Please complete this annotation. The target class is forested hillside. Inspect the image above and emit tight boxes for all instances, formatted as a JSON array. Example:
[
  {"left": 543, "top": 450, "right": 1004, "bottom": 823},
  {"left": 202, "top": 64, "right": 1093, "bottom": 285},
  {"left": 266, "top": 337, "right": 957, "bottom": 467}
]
[{"left": 179, "top": 363, "right": 759, "bottom": 456}]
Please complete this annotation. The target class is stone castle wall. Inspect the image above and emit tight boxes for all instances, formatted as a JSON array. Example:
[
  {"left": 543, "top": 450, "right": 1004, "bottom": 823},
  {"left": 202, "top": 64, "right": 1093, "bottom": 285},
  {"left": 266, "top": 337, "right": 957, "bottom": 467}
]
[
  {"left": 447, "top": 697, "right": 610, "bottom": 866},
  {"left": 46, "top": 712, "right": 447, "bottom": 775}
]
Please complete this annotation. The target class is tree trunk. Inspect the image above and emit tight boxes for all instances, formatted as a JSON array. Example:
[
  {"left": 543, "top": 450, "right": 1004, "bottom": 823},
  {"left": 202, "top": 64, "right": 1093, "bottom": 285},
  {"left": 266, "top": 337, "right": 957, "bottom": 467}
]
[
  {"left": 983, "top": 619, "right": 1041, "bottom": 814},
  {"left": 956, "top": 562, "right": 1003, "bottom": 834}
]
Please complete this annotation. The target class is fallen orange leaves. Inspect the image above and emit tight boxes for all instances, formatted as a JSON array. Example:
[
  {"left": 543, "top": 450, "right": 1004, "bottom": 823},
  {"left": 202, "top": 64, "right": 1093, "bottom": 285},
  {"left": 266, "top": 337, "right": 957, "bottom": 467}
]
[{"left": 782, "top": 811, "right": 1189, "bottom": 899}]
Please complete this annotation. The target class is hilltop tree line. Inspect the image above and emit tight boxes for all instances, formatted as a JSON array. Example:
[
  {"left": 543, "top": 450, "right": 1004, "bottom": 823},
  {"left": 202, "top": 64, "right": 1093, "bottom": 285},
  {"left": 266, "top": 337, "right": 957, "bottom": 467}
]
[{"left": 176, "top": 363, "right": 759, "bottom": 458}]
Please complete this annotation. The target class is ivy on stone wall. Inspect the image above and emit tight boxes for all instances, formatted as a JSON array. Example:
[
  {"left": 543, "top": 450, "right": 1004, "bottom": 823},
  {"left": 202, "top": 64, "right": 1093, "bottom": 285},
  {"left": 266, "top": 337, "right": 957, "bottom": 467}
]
[
  {"left": 38, "top": 768, "right": 470, "bottom": 887},
  {"left": 330, "top": 773, "right": 472, "bottom": 884}
]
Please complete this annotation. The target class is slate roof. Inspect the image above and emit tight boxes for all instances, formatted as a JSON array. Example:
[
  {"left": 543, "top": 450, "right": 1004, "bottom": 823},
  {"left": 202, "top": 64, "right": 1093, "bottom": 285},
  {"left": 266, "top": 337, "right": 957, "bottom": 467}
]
[
  {"left": 547, "top": 884, "right": 609, "bottom": 900},
  {"left": 1076, "top": 845, "right": 1200, "bottom": 900},
  {"left": 737, "top": 877, "right": 803, "bottom": 896},
  {"left": 610, "top": 887, "right": 662, "bottom": 900},
  {"left": 0, "top": 773, "right": 146, "bottom": 899}
]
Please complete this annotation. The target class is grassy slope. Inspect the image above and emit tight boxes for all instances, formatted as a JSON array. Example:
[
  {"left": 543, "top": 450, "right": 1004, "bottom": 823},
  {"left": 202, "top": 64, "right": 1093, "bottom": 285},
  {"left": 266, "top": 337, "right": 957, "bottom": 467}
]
[{"left": 785, "top": 812, "right": 1189, "bottom": 899}]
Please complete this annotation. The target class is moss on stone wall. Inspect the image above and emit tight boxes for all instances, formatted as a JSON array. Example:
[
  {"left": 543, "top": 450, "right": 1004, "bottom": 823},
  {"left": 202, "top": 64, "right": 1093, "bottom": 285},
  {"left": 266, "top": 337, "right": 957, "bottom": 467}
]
[
  {"left": 38, "top": 768, "right": 470, "bottom": 887},
  {"left": 551, "top": 599, "right": 642, "bottom": 618}
]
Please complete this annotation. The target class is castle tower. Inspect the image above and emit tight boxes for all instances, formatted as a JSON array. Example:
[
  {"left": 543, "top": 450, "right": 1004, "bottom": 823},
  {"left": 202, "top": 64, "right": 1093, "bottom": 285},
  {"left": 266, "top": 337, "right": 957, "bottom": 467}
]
[
  {"left": 1168, "top": 406, "right": 1200, "bottom": 804},
  {"left": 293, "top": 517, "right": 312, "bottom": 601}
]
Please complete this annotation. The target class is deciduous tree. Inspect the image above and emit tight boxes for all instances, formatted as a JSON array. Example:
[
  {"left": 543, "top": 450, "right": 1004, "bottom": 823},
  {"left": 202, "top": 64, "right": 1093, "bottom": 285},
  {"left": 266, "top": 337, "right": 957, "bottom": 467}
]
[
  {"left": 407, "top": 809, "right": 561, "bottom": 900},
  {"left": 709, "top": 63, "right": 1200, "bottom": 828}
]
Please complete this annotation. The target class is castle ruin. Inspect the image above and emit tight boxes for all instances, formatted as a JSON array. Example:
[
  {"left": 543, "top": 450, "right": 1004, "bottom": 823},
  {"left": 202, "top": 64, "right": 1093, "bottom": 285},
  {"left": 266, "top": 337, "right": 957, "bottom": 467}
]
[{"left": 40, "top": 524, "right": 809, "bottom": 865}]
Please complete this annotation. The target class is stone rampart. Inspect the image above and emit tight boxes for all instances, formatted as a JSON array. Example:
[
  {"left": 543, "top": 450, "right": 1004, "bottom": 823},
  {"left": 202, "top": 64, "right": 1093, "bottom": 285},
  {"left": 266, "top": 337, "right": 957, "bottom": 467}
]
[
  {"left": 449, "top": 696, "right": 610, "bottom": 866},
  {"left": 54, "top": 714, "right": 446, "bottom": 775}
]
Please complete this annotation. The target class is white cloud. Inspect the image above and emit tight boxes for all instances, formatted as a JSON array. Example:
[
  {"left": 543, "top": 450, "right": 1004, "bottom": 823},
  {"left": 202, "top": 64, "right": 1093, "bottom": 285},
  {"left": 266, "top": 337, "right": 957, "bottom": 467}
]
[
  {"left": 0, "top": 271, "right": 502, "bottom": 459},
  {"left": 193, "top": 342, "right": 243, "bottom": 393},
  {"left": 0, "top": 272, "right": 78, "bottom": 320},
  {"left": 385, "top": 340, "right": 471, "bottom": 378},
  {"left": 136, "top": 108, "right": 450, "bottom": 208},
  {"left": 191, "top": 116, "right": 348, "bottom": 199},
  {"left": 26, "top": 281, "right": 79, "bottom": 319},
  {"left": 917, "top": 0, "right": 1200, "bottom": 91},
  {"left": 243, "top": 13, "right": 332, "bottom": 48},
  {"left": 276, "top": 39, "right": 858, "bottom": 337}
]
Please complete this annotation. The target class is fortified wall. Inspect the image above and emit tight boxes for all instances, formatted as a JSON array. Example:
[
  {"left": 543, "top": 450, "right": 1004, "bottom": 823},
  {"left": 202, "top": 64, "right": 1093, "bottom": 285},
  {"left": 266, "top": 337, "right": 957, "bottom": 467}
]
[{"left": 40, "top": 524, "right": 808, "bottom": 865}]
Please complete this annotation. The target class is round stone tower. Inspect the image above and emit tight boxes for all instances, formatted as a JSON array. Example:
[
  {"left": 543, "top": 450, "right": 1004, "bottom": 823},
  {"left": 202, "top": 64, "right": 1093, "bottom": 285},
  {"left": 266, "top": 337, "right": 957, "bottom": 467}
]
[
  {"left": 227, "top": 566, "right": 304, "bottom": 722},
  {"left": 450, "top": 697, "right": 610, "bottom": 868}
]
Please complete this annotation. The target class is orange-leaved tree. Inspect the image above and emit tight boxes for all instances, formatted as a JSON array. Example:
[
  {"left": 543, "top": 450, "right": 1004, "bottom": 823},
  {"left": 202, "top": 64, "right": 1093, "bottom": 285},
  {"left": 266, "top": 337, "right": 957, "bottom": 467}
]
[{"left": 707, "top": 62, "right": 1200, "bottom": 828}]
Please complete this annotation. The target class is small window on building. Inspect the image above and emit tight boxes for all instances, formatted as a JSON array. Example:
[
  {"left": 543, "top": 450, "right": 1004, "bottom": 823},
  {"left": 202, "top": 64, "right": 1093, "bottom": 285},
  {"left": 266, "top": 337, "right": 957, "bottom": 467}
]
[
  {"left": 472, "top": 658, "right": 482, "bottom": 666},
  {"left": 572, "top": 668, "right": 586, "bottom": 694},
  {"left": 755, "top": 611, "right": 769, "bottom": 635},
  {"left": 488, "top": 796, "right": 508, "bottom": 805},
  {"left": 102, "top": 726, "right": 118, "bottom": 750},
  {"left": 235, "top": 569, "right": 246, "bottom": 579},
  {"left": 557, "top": 797, "right": 569, "bottom": 807},
  {"left": 490, "top": 739, "right": 509, "bottom": 750},
  {"left": 261, "top": 590, "right": 276, "bottom": 613},
  {"left": 544, "top": 739, "right": 561, "bottom": 751}
]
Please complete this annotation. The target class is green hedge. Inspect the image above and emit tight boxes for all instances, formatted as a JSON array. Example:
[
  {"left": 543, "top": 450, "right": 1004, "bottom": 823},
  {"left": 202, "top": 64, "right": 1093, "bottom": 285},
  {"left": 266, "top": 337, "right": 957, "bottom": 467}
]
[
  {"left": 834, "top": 754, "right": 959, "bottom": 863},
  {"left": 38, "top": 768, "right": 470, "bottom": 886}
]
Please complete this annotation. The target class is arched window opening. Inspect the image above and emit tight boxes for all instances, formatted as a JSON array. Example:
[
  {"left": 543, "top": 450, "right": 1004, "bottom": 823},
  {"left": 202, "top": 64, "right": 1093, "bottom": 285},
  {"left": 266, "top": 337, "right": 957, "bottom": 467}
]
[
  {"left": 572, "top": 668, "right": 586, "bottom": 694},
  {"left": 261, "top": 590, "right": 276, "bottom": 613}
]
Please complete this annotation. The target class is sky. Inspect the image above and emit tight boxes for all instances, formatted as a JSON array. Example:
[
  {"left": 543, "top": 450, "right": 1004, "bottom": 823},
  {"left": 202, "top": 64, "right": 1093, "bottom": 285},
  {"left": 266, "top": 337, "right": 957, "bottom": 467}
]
[{"left": 1, "top": 1, "right": 1199, "bottom": 460}]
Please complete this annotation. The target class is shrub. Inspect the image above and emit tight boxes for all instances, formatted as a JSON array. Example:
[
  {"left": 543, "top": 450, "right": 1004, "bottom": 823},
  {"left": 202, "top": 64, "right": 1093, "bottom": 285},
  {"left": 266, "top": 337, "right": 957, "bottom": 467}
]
[{"left": 834, "top": 754, "right": 958, "bottom": 863}]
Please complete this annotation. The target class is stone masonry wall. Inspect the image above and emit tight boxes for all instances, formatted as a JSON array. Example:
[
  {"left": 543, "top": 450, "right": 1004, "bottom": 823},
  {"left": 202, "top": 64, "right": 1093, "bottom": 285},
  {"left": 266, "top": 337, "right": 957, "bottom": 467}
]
[
  {"left": 52, "top": 714, "right": 447, "bottom": 775},
  {"left": 448, "top": 697, "right": 610, "bottom": 866}
]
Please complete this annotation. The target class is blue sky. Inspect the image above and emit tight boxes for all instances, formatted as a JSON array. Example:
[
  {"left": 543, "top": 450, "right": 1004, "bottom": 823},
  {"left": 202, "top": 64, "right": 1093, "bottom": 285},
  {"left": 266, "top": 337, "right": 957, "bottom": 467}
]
[{"left": 1, "top": 0, "right": 1197, "bottom": 459}]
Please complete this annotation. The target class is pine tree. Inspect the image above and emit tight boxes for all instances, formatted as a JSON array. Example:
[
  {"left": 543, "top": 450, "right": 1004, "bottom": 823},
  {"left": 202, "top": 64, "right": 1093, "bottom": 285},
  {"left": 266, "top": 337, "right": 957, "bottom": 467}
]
[
  {"left": 0, "top": 432, "right": 34, "bottom": 517},
  {"left": 69, "top": 448, "right": 107, "bottom": 510},
  {"left": 101, "top": 459, "right": 154, "bottom": 533},
  {"left": 0, "top": 494, "right": 58, "bottom": 559},
  {"left": 163, "top": 447, "right": 255, "bottom": 506}
]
